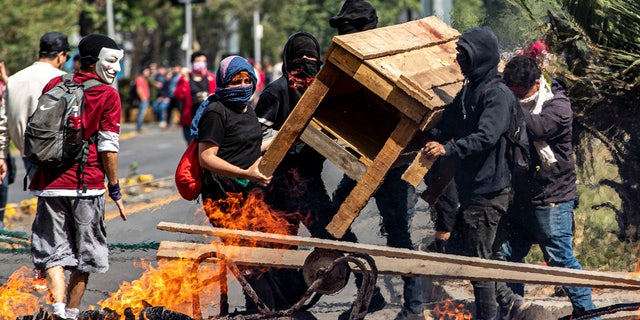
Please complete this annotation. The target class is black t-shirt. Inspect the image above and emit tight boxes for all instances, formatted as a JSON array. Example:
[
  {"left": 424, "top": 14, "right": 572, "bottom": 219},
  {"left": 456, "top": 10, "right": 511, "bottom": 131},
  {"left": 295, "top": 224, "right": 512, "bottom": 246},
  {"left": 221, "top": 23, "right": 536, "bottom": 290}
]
[
  {"left": 198, "top": 100, "right": 262, "bottom": 171},
  {"left": 190, "top": 76, "right": 210, "bottom": 113},
  {"left": 198, "top": 101, "right": 262, "bottom": 200}
]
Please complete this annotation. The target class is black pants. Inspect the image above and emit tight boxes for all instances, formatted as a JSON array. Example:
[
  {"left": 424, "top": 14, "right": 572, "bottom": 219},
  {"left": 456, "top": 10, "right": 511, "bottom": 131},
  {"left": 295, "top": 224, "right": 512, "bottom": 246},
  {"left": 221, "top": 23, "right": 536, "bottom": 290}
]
[{"left": 459, "top": 188, "right": 510, "bottom": 320}]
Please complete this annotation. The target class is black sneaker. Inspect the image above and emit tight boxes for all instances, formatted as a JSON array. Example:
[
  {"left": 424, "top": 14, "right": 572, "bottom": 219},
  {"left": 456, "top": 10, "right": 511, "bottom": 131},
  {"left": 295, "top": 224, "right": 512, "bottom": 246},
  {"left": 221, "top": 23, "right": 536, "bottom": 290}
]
[
  {"left": 338, "top": 288, "right": 387, "bottom": 320},
  {"left": 393, "top": 307, "right": 425, "bottom": 320}
]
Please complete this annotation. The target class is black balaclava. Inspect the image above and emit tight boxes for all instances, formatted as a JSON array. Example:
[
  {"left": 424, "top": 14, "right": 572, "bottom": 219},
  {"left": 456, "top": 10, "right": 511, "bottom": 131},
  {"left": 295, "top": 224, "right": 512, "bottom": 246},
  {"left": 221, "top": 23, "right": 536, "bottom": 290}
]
[
  {"left": 456, "top": 46, "right": 472, "bottom": 77},
  {"left": 455, "top": 26, "right": 500, "bottom": 84},
  {"left": 78, "top": 34, "right": 119, "bottom": 70},
  {"left": 282, "top": 32, "right": 323, "bottom": 93},
  {"left": 330, "top": 0, "right": 378, "bottom": 35}
]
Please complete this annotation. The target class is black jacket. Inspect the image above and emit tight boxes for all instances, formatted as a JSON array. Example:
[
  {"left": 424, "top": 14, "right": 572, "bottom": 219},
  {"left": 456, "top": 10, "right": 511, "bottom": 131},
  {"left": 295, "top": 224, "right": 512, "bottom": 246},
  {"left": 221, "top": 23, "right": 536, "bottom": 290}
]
[
  {"left": 514, "top": 81, "right": 577, "bottom": 205},
  {"left": 255, "top": 31, "right": 322, "bottom": 130},
  {"left": 254, "top": 31, "right": 325, "bottom": 175},
  {"left": 432, "top": 27, "right": 516, "bottom": 203}
]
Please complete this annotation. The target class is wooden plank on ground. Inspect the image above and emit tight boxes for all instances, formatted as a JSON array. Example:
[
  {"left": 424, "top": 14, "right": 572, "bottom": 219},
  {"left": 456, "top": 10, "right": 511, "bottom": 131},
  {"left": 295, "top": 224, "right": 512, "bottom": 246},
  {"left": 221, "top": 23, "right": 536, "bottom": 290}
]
[
  {"left": 300, "top": 124, "right": 366, "bottom": 181},
  {"left": 258, "top": 63, "right": 341, "bottom": 176},
  {"left": 155, "top": 231, "right": 640, "bottom": 290},
  {"left": 325, "top": 115, "right": 419, "bottom": 238}
]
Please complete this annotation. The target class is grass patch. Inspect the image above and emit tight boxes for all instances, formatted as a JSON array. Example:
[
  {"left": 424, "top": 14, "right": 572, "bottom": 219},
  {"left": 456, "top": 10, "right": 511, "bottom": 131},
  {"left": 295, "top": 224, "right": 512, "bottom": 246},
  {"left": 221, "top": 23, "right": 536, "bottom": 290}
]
[{"left": 525, "top": 140, "right": 638, "bottom": 271}]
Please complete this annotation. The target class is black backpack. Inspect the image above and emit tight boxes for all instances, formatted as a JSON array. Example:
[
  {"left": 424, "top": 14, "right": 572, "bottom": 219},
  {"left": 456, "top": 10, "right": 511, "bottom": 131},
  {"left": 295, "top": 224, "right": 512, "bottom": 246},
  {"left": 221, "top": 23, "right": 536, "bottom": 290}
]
[
  {"left": 24, "top": 74, "right": 102, "bottom": 191},
  {"left": 480, "top": 77, "right": 531, "bottom": 175}
]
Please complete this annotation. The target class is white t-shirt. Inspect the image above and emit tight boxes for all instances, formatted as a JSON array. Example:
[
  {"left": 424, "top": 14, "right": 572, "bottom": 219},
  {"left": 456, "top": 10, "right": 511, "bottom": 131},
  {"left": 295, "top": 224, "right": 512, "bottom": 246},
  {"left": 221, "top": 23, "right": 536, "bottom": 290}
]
[{"left": 5, "top": 61, "right": 66, "bottom": 156}]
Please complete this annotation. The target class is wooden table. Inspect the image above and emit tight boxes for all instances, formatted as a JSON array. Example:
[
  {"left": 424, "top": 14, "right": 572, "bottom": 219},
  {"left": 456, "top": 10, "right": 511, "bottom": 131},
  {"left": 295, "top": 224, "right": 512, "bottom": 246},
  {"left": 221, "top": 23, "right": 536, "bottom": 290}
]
[{"left": 259, "top": 17, "right": 464, "bottom": 238}]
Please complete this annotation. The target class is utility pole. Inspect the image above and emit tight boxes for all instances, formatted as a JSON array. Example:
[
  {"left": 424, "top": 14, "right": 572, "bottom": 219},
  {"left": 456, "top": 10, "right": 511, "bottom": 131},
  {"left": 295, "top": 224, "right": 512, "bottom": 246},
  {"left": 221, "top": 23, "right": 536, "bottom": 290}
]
[
  {"left": 253, "top": 10, "right": 263, "bottom": 64},
  {"left": 185, "top": 0, "right": 193, "bottom": 70},
  {"left": 106, "top": 0, "right": 118, "bottom": 89},
  {"left": 421, "top": 0, "right": 452, "bottom": 25}
]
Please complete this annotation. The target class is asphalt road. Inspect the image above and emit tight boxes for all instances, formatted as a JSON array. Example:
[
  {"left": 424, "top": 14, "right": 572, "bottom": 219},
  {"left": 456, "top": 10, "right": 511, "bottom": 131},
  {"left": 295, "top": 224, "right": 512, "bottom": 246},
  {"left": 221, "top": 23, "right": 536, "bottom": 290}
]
[{"left": 0, "top": 123, "right": 437, "bottom": 319}]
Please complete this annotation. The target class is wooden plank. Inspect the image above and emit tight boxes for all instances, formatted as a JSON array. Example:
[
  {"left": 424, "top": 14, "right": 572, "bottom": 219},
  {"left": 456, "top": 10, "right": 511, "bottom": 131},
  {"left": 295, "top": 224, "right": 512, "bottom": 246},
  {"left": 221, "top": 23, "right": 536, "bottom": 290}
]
[
  {"left": 157, "top": 241, "right": 634, "bottom": 288},
  {"left": 420, "top": 106, "right": 446, "bottom": 131},
  {"left": 312, "top": 95, "right": 399, "bottom": 162},
  {"left": 401, "top": 150, "right": 435, "bottom": 187},
  {"left": 299, "top": 124, "right": 366, "bottom": 181},
  {"left": 326, "top": 116, "right": 419, "bottom": 238},
  {"left": 158, "top": 241, "right": 309, "bottom": 270},
  {"left": 327, "top": 44, "right": 429, "bottom": 121},
  {"left": 332, "top": 17, "right": 460, "bottom": 60},
  {"left": 155, "top": 228, "right": 640, "bottom": 290},
  {"left": 259, "top": 63, "right": 341, "bottom": 176}
]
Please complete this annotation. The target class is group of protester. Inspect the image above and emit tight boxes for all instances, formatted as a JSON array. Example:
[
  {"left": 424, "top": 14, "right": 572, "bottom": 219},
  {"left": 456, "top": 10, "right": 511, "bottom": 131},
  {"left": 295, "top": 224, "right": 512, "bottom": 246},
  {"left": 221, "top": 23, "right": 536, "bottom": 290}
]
[
  {"left": 0, "top": 0, "right": 598, "bottom": 319},
  {"left": 184, "top": 1, "right": 597, "bottom": 320}
]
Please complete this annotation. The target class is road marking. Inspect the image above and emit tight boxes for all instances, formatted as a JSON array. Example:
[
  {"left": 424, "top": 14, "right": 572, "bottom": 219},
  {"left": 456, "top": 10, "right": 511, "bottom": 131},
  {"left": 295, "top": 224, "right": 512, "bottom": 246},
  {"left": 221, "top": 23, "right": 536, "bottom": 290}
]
[{"left": 105, "top": 192, "right": 184, "bottom": 221}]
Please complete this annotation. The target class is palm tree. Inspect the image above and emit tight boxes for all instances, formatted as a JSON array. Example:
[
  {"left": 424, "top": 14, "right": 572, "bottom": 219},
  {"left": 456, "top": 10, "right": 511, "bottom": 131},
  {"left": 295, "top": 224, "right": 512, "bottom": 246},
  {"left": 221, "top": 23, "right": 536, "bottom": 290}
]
[{"left": 514, "top": 0, "right": 640, "bottom": 240}]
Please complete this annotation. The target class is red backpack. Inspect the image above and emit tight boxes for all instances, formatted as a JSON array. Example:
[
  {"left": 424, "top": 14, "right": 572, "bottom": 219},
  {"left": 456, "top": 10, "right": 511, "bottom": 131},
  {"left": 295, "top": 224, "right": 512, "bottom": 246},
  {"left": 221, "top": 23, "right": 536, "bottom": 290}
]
[{"left": 175, "top": 139, "right": 202, "bottom": 200}]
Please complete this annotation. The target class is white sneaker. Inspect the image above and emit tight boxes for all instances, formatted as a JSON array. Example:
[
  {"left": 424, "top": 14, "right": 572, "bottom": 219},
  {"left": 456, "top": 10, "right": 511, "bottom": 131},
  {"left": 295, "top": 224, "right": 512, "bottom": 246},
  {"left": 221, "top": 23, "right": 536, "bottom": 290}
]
[
  {"left": 50, "top": 302, "right": 66, "bottom": 318},
  {"left": 65, "top": 308, "right": 80, "bottom": 320}
]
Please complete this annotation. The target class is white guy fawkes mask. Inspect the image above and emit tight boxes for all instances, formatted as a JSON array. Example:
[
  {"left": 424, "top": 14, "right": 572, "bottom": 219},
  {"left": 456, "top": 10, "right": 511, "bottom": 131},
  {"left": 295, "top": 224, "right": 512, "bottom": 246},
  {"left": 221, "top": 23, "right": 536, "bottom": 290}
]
[{"left": 96, "top": 47, "right": 124, "bottom": 84}]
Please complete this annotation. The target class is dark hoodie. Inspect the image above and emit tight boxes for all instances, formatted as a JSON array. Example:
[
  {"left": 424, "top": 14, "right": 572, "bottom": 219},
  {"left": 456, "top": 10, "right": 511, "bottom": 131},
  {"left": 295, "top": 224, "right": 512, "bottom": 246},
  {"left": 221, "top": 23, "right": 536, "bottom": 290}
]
[
  {"left": 514, "top": 80, "right": 577, "bottom": 205},
  {"left": 432, "top": 26, "right": 517, "bottom": 203},
  {"left": 255, "top": 32, "right": 322, "bottom": 130},
  {"left": 329, "top": 0, "right": 378, "bottom": 35}
]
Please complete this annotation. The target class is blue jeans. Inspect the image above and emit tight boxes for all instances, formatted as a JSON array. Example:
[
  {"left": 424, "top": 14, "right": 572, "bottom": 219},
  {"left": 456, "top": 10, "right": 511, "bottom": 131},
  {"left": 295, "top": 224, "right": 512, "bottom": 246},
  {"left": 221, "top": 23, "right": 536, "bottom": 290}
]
[
  {"left": 495, "top": 200, "right": 596, "bottom": 315},
  {"left": 152, "top": 98, "right": 170, "bottom": 122},
  {"left": 136, "top": 100, "right": 150, "bottom": 131},
  {"left": 332, "top": 166, "right": 423, "bottom": 313}
]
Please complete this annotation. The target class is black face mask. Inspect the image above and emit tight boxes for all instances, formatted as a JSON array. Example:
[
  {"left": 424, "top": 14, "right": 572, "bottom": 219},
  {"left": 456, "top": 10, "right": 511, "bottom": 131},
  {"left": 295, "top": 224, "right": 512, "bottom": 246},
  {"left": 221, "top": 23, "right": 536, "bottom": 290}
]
[
  {"left": 288, "top": 58, "right": 319, "bottom": 78},
  {"left": 456, "top": 49, "right": 472, "bottom": 76},
  {"left": 337, "top": 24, "right": 359, "bottom": 35}
]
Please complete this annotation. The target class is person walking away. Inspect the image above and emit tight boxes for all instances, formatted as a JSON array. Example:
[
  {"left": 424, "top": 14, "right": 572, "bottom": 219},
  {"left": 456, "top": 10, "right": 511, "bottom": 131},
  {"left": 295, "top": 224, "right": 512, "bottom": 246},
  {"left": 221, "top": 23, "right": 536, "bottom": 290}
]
[
  {"left": 493, "top": 55, "right": 596, "bottom": 319},
  {"left": 173, "top": 51, "right": 216, "bottom": 142},
  {"left": 422, "top": 26, "right": 514, "bottom": 320},
  {"left": 134, "top": 67, "right": 151, "bottom": 132},
  {"left": 5, "top": 32, "right": 70, "bottom": 175},
  {"left": 328, "top": 1, "right": 423, "bottom": 319},
  {"left": 29, "top": 34, "right": 127, "bottom": 320}
]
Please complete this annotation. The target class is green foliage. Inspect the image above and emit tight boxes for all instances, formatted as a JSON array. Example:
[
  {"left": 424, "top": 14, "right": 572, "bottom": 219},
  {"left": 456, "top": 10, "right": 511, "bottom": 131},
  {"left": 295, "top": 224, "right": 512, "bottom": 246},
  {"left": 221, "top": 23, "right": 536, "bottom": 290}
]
[
  {"left": 246, "top": 0, "right": 422, "bottom": 64},
  {"left": 0, "top": 0, "right": 79, "bottom": 73},
  {"left": 525, "top": 141, "right": 639, "bottom": 271},
  {"left": 451, "top": 0, "right": 485, "bottom": 31},
  {"left": 571, "top": 143, "right": 638, "bottom": 271}
]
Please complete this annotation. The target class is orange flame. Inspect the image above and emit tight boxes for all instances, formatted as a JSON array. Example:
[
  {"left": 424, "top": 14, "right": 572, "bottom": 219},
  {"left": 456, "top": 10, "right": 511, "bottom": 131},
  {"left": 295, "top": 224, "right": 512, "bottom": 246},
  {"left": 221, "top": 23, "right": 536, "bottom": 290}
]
[
  {"left": 433, "top": 299, "right": 473, "bottom": 320},
  {"left": 0, "top": 266, "right": 48, "bottom": 319},
  {"left": 99, "top": 190, "right": 300, "bottom": 318},
  {"left": 97, "top": 259, "right": 224, "bottom": 317},
  {"left": 203, "top": 190, "right": 300, "bottom": 248}
]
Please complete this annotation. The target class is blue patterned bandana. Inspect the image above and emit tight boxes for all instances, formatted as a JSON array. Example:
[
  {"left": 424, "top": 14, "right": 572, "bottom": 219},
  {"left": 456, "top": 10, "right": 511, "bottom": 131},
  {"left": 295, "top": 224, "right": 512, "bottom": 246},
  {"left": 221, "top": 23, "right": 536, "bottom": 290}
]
[{"left": 214, "top": 55, "right": 257, "bottom": 107}]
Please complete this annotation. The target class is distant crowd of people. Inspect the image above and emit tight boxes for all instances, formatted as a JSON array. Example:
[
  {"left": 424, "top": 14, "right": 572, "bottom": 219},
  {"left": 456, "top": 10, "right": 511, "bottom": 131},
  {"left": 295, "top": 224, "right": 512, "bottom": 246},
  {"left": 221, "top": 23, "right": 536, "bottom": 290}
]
[{"left": 128, "top": 55, "right": 277, "bottom": 138}]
